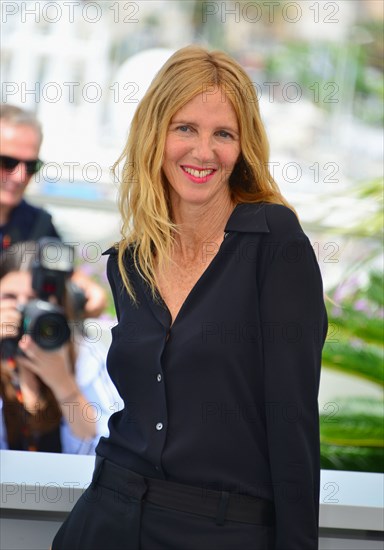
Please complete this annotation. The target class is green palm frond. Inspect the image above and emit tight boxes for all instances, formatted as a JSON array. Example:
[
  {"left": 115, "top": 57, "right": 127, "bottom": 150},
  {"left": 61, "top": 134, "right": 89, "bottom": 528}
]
[{"left": 322, "top": 342, "right": 383, "bottom": 386}]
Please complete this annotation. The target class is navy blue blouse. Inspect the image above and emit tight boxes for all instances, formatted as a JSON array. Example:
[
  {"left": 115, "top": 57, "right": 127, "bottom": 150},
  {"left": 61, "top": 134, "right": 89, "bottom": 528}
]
[{"left": 97, "top": 202, "right": 328, "bottom": 549}]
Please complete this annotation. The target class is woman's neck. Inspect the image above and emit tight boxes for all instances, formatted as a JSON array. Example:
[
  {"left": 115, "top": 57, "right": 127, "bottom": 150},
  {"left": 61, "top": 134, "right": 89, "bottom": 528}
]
[{"left": 170, "top": 195, "right": 235, "bottom": 263}]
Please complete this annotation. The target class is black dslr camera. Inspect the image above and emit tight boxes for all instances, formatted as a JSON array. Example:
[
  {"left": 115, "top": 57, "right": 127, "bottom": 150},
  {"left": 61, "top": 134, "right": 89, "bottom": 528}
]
[{"left": 1, "top": 238, "right": 86, "bottom": 358}]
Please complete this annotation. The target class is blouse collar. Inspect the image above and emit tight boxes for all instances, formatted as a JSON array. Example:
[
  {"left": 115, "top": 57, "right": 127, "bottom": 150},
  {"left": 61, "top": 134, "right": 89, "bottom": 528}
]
[
  {"left": 103, "top": 202, "right": 270, "bottom": 256},
  {"left": 224, "top": 202, "right": 270, "bottom": 234}
]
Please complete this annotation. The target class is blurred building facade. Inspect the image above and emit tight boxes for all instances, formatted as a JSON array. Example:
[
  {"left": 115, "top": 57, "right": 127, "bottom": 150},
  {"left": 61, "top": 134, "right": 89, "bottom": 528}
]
[{"left": 2, "top": 0, "right": 381, "bottom": 164}]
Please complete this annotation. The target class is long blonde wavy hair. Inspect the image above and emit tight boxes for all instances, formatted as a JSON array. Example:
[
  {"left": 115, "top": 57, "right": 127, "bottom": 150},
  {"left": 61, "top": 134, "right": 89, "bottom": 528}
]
[{"left": 114, "top": 45, "right": 293, "bottom": 301}]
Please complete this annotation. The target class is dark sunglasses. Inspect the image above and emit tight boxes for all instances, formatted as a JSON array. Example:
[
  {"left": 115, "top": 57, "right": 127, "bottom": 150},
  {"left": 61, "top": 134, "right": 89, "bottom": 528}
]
[{"left": 0, "top": 155, "right": 44, "bottom": 176}]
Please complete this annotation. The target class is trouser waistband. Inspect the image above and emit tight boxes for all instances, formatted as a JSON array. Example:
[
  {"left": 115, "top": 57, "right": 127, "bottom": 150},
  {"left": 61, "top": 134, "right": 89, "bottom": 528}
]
[{"left": 92, "top": 456, "right": 275, "bottom": 526}]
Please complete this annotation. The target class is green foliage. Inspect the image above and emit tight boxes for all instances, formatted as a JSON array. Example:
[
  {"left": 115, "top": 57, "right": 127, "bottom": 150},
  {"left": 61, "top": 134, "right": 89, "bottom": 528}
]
[
  {"left": 321, "top": 444, "right": 384, "bottom": 473},
  {"left": 322, "top": 340, "right": 383, "bottom": 387},
  {"left": 320, "top": 178, "right": 383, "bottom": 239},
  {"left": 322, "top": 267, "right": 383, "bottom": 387},
  {"left": 320, "top": 179, "right": 384, "bottom": 473},
  {"left": 264, "top": 38, "right": 383, "bottom": 124},
  {"left": 321, "top": 270, "right": 383, "bottom": 472},
  {"left": 320, "top": 397, "right": 383, "bottom": 446}
]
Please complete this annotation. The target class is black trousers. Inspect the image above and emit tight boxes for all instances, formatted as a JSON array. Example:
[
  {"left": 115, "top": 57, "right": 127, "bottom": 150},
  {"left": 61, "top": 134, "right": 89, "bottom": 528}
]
[{"left": 52, "top": 458, "right": 275, "bottom": 550}]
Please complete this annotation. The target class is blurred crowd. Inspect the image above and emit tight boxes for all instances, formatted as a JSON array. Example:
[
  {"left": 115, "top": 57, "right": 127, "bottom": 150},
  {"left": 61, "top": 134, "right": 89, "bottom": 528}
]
[{"left": 0, "top": 104, "right": 122, "bottom": 454}]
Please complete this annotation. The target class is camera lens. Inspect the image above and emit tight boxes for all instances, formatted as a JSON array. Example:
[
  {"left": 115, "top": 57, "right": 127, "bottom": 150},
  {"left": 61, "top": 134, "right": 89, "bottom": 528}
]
[
  {"left": 23, "top": 300, "right": 71, "bottom": 350},
  {"left": 33, "top": 313, "right": 70, "bottom": 350}
]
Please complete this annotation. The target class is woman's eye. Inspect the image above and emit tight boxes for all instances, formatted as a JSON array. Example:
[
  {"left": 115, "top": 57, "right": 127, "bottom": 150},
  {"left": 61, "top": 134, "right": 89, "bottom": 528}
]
[
  {"left": 177, "top": 125, "right": 190, "bottom": 132},
  {"left": 0, "top": 293, "right": 17, "bottom": 300},
  {"left": 217, "top": 130, "right": 232, "bottom": 138}
]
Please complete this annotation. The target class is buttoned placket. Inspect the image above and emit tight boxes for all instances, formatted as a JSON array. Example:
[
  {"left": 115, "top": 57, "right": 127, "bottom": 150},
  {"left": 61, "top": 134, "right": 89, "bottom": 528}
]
[
  {"left": 145, "top": 309, "right": 172, "bottom": 476},
  {"left": 134, "top": 204, "right": 271, "bottom": 476}
]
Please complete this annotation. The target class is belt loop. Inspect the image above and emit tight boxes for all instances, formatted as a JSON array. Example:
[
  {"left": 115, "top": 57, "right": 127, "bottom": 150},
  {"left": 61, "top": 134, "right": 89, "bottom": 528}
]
[
  {"left": 90, "top": 455, "right": 105, "bottom": 489},
  {"left": 216, "top": 491, "right": 230, "bottom": 526}
]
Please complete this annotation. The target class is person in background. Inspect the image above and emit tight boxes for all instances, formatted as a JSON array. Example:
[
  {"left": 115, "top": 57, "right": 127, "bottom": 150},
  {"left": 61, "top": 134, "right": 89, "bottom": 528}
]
[
  {"left": 53, "top": 45, "right": 328, "bottom": 549},
  {"left": 0, "top": 241, "right": 122, "bottom": 454},
  {"left": 0, "top": 104, "right": 106, "bottom": 318}
]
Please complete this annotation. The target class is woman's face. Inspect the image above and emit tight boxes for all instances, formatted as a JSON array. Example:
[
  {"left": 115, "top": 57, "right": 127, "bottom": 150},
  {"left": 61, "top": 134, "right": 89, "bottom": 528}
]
[
  {"left": 0, "top": 271, "right": 35, "bottom": 305},
  {"left": 162, "top": 89, "right": 241, "bottom": 210}
]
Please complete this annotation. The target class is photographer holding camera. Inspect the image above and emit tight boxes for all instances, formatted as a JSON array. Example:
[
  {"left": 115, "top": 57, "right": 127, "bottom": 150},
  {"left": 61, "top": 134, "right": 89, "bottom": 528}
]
[
  {"left": 0, "top": 103, "right": 107, "bottom": 319},
  {"left": 0, "top": 240, "right": 122, "bottom": 454}
]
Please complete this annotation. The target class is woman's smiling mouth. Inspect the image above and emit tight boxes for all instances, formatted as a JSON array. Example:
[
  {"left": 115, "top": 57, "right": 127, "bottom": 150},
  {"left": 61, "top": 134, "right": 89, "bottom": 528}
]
[{"left": 181, "top": 165, "right": 217, "bottom": 183}]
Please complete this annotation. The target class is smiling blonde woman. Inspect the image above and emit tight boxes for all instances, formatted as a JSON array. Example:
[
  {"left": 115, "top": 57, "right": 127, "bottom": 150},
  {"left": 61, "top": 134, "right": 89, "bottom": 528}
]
[{"left": 52, "top": 45, "right": 328, "bottom": 550}]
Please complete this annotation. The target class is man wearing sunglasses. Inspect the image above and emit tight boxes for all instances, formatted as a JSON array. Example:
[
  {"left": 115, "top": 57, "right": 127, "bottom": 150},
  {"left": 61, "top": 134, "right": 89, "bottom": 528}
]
[
  {"left": 0, "top": 104, "right": 106, "bottom": 318},
  {"left": 0, "top": 105, "right": 58, "bottom": 244}
]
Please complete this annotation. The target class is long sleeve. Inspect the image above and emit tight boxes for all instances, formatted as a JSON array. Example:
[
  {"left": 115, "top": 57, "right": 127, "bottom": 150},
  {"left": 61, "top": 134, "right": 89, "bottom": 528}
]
[{"left": 258, "top": 227, "right": 328, "bottom": 549}]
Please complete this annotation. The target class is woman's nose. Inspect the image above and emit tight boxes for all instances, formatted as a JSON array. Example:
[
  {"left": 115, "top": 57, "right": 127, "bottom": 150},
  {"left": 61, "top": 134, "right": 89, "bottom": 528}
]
[
  {"left": 17, "top": 295, "right": 29, "bottom": 307},
  {"left": 192, "top": 135, "right": 215, "bottom": 164}
]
